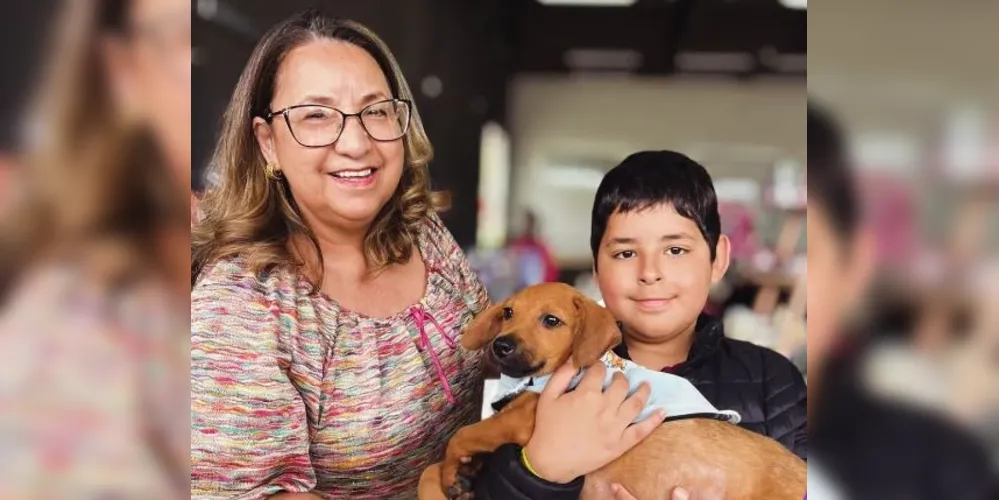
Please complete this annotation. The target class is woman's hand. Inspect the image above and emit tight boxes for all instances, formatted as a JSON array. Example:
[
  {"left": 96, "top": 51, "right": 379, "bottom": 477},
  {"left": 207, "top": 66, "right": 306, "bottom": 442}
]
[
  {"left": 522, "top": 359, "right": 666, "bottom": 483},
  {"left": 612, "top": 484, "right": 691, "bottom": 500}
]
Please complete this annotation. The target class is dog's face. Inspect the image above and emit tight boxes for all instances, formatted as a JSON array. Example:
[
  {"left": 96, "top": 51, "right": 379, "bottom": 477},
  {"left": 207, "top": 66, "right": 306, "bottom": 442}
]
[{"left": 461, "top": 283, "right": 622, "bottom": 377}]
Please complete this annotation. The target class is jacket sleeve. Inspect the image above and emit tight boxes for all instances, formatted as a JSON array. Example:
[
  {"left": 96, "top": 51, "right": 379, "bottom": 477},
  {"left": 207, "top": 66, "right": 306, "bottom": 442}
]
[
  {"left": 761, "top": 350, "right": 808, "bottom": 460},
  {"left": 473, "top": 444, "right": 584, "bottom": 500}
]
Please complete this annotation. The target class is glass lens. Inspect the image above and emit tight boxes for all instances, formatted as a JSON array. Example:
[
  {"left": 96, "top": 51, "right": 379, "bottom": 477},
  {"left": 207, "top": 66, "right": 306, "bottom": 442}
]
[
  {"left": 286, "top": 106, "right": 344, "bottom": 147},
  {"left": 360, "top": 100, "right": 410, "bottom": 141}
]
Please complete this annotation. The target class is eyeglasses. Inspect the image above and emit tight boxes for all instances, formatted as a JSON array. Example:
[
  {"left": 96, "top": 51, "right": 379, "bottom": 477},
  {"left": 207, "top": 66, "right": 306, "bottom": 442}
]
[{"left": 265, "top": 99, "right": 412, "bottom": 148}]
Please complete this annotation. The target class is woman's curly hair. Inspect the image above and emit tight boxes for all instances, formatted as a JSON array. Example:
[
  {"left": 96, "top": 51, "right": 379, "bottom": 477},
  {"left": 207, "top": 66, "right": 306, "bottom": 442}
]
[{"left": 192, "top": 11, "right": 448, "bottom": 288}]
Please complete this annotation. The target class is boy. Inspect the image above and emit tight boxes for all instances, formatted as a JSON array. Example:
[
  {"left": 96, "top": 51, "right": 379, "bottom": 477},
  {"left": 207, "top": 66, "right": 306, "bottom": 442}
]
[
  {"left": 590, "top": 150, "right": 807, "bottom": 457},
  {"left": 473, "top": 150, "right": 806, "bottom": 499}
]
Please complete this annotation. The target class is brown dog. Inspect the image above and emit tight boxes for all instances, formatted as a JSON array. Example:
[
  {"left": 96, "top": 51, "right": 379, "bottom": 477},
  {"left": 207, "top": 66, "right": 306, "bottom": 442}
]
[{"left": 418, "top": 282, "right": 806, "bottom": 500}]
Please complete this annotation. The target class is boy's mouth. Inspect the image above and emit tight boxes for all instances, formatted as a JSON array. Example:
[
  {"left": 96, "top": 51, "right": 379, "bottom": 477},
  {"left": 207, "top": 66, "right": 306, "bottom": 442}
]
[{"left": 632, "top": 297, "right": 676, "bottom": 312}]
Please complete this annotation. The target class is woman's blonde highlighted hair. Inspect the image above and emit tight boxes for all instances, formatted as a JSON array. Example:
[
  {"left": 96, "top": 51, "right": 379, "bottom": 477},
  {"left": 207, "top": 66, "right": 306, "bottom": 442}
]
[{"left": 192, "top": 10, "right": 447, "bottom": 287}]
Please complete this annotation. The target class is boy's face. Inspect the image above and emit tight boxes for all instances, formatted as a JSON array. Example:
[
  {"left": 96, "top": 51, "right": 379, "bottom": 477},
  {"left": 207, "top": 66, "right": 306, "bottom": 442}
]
[{"left": 594, "top": 204, "right": 729, "bottom": 343}]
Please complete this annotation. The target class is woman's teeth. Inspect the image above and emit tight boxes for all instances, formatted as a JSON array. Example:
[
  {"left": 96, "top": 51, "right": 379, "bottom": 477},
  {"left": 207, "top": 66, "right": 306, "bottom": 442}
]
[{"left": 332, "top": 168, "right": 373, "bottom": 178}]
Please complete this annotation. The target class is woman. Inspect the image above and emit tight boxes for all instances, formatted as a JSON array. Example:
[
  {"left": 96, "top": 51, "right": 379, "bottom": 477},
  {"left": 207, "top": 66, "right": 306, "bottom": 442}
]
[
  {"left": 190, "top": 10, "right": 659, "bottom": 500},
  {"left": 0, "top": 0, "right": 191, "bottom": 497}
]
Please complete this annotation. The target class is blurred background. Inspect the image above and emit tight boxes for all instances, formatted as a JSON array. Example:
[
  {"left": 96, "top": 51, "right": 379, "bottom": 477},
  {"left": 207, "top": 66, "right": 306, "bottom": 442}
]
[
  {"left": 2, "top": 0, "right": 995, "bottom": 497},
  {"left": 809, "top": 0, "right": 999, "bottom": 481},
  {"left": 193, "top": 0, "right": 808, "bottom": 365}
]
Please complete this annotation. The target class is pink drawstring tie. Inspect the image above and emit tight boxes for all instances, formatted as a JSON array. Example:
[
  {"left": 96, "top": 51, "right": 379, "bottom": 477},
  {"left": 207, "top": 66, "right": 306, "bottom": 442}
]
[{"left": 409, "top": 306, "right": 457, "bottom": 404}]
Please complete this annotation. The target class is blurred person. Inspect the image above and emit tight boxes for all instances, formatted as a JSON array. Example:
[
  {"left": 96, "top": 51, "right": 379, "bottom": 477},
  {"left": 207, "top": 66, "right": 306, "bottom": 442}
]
[
  {"left": 807, "top": 101, "right": 999, "bottom": 499},
  {"left": 472, "top": 152, "right": 806, "bottom": 499},
  {"left": 190, "top": 11, "right": 658, "bottom": 499},
  {"left": 507, "top": 209, "right": 560, "bottom": 286},
  {"left": 0, "top": 0, "right": 191, "bottom": 498}
]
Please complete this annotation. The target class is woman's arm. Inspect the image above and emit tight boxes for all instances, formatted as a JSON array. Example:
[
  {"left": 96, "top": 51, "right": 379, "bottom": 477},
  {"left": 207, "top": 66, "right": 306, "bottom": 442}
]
[{"left": 191, "top": 262, "right": 318, "bottom": 499}]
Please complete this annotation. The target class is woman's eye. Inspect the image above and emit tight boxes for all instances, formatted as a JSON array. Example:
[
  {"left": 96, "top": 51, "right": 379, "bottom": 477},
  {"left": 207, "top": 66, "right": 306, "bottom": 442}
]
[
  {"left": 542, "top": 315, "right": 562, "bottom": 328},
  {"left": 613, "top": 250, "right": 636, "bottom": 260},
  {"left": 502, "top": 307, "right": 513, "bottom": 320}
]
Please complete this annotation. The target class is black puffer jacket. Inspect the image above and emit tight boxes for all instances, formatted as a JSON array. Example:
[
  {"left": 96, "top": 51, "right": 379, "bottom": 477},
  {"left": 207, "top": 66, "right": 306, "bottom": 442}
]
[{"left": 473, "top": 314, "right": 808, "bottom": 499}]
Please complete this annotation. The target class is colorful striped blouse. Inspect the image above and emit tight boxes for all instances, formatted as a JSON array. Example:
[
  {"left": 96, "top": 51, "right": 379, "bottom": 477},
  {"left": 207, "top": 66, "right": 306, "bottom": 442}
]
[{"left": 191, "top": 213, "right": 489, "bottom": 499}]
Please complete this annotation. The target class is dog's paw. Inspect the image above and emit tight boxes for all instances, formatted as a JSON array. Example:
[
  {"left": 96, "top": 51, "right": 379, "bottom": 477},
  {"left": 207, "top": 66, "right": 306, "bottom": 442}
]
[
  {"left": 446, "top": 478, "right": 474, "bottom": 500},
  {"left": 457, "top": 455, "right": 484, "bottom": 479},
  {"left": 447, "top": 455, "right": 484, "bottom": 499},
  {"left": 441, "top": 460, "right": 460, "bottom": 494},
  {"left": 442, "top": 442, "right": 473, "bottom": 491}
]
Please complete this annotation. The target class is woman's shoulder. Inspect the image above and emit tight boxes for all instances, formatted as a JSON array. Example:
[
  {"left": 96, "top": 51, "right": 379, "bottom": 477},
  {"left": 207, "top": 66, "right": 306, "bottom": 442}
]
[
  {"left": 419, "top": 209, "right": 451, "bottom": 243},
  {"left": 416, "top": 210, "right": 462, "bottom": 263},
  {"left": 193, "top": 255, "right": 298, "bottom": 302}
]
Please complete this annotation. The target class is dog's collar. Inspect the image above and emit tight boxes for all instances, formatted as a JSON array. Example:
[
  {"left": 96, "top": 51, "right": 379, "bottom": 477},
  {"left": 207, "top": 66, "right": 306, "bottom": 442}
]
[{"left": 493, "top": 352, "right": 742, "bottom": 425}]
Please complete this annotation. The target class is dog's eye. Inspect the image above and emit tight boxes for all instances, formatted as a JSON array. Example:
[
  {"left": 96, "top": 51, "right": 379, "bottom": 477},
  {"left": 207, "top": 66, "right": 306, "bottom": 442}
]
[
  {"left": 502, "top": 307, "right": 513, "bottom": 320},
  {"left": 542, "top": 314, "right": 562, "bottom": 328}
]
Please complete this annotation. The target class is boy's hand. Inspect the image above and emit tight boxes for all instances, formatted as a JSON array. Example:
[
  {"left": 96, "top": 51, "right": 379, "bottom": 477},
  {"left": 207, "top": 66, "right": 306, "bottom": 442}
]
[
  {"left": 612, "top": 484, "right": 691, "bottom": 500},
  {"left": 523, "top": 359, "right": 666, "bottom": 483}
]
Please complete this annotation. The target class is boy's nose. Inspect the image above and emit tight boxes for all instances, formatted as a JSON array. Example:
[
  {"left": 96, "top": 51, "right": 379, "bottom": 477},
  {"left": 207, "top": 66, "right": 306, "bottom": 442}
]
[
  {"left": 639, "top": 273, "right": 663, "bottom": 285},
  {"left": 639, "top": 257, "right": 663, "bottom": 284}
]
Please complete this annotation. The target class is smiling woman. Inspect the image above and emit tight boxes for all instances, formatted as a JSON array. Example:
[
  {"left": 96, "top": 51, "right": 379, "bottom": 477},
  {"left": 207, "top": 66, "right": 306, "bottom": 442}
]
[
  {"left": 189, "top": 11, "right": 488, "bottom": 500},
  {"left": 192, "top": 14, "right": 445, "bottom": 284}
]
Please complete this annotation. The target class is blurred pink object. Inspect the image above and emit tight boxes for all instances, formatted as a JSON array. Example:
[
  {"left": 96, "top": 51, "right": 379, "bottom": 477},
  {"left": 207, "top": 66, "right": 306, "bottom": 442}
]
[
  {"left": 719, "top": 203, "right": 758, "bottom": 262},
  {"left": 858, "top": 173, "right": 917, "bottom": 267}
]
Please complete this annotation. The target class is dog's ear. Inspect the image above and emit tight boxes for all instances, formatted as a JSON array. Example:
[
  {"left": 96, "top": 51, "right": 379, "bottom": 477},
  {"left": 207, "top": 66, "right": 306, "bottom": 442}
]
[
  {"left": 461, "top": 302, "right": 506, "bottom": 351},
  {"left": 571, "top": 295, "right": 622, "bottom": 367}
]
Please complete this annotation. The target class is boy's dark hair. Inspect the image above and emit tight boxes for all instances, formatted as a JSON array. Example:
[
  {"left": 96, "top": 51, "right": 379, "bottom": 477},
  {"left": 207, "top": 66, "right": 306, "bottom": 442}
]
[
  {"left": 808, "top": 100, "right": 859, "bottom": 241},
  {"left": 591, "top": 150, "right": 720, "bottom": 263}
]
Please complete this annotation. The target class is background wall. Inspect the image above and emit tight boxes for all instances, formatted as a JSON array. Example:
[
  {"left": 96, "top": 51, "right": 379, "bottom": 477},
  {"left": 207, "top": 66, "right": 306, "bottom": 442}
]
[
  {"left": 508, "top": 75, "right": 806, "bottom": 264},
  {"left": 192, "top": 0, "right": 805, "bottom": 251}
]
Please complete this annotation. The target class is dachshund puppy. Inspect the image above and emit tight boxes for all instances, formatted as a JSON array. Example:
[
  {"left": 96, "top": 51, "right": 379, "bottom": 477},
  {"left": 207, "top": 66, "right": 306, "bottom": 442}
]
[{"left": 419, "top": 283, "right": 806, "bottom": 500}]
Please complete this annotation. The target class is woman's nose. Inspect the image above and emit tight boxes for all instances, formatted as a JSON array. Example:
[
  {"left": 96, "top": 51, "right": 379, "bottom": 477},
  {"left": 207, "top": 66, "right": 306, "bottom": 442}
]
[{"left": 333, "top": 116, "right": 373, "bottom": 157}]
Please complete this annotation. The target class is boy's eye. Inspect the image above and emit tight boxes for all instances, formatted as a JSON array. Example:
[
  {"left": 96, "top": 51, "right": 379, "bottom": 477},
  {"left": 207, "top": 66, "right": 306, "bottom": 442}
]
[
  {"left": 612, "top": 250, "right": 636, "bottom": 260},
  {"left": 666, "top": 247, "right": 688, "bottom": 256}
]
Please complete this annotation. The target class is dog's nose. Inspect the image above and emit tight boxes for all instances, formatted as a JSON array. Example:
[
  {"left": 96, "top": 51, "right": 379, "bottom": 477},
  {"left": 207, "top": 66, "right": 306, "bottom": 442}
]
[{"left": 491, "top": 335, "right": 517, "bottom": 359}]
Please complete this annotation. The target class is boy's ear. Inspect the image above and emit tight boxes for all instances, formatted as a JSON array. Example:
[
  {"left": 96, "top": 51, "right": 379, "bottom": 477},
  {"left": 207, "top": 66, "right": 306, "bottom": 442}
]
[{"left": 710, "top": 235, "right": 732, "bottom": 284}]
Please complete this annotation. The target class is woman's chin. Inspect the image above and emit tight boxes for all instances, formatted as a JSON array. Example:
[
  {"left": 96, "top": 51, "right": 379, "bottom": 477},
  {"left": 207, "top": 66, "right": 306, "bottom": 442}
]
[{"left": 324, "top": 202, "right": 389, "bottom": 227}]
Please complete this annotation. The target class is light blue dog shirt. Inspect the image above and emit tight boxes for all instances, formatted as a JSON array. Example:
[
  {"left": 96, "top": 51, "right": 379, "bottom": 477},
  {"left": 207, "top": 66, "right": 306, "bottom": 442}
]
[{"left": 492, "top": 351, "right": 741, "bottom": 424}]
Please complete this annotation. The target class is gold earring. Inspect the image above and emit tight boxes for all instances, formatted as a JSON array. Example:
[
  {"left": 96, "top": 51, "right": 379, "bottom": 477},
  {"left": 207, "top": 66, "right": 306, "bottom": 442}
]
[{"left": 264, "top": 162, "right": 283, "bottom": 180}]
